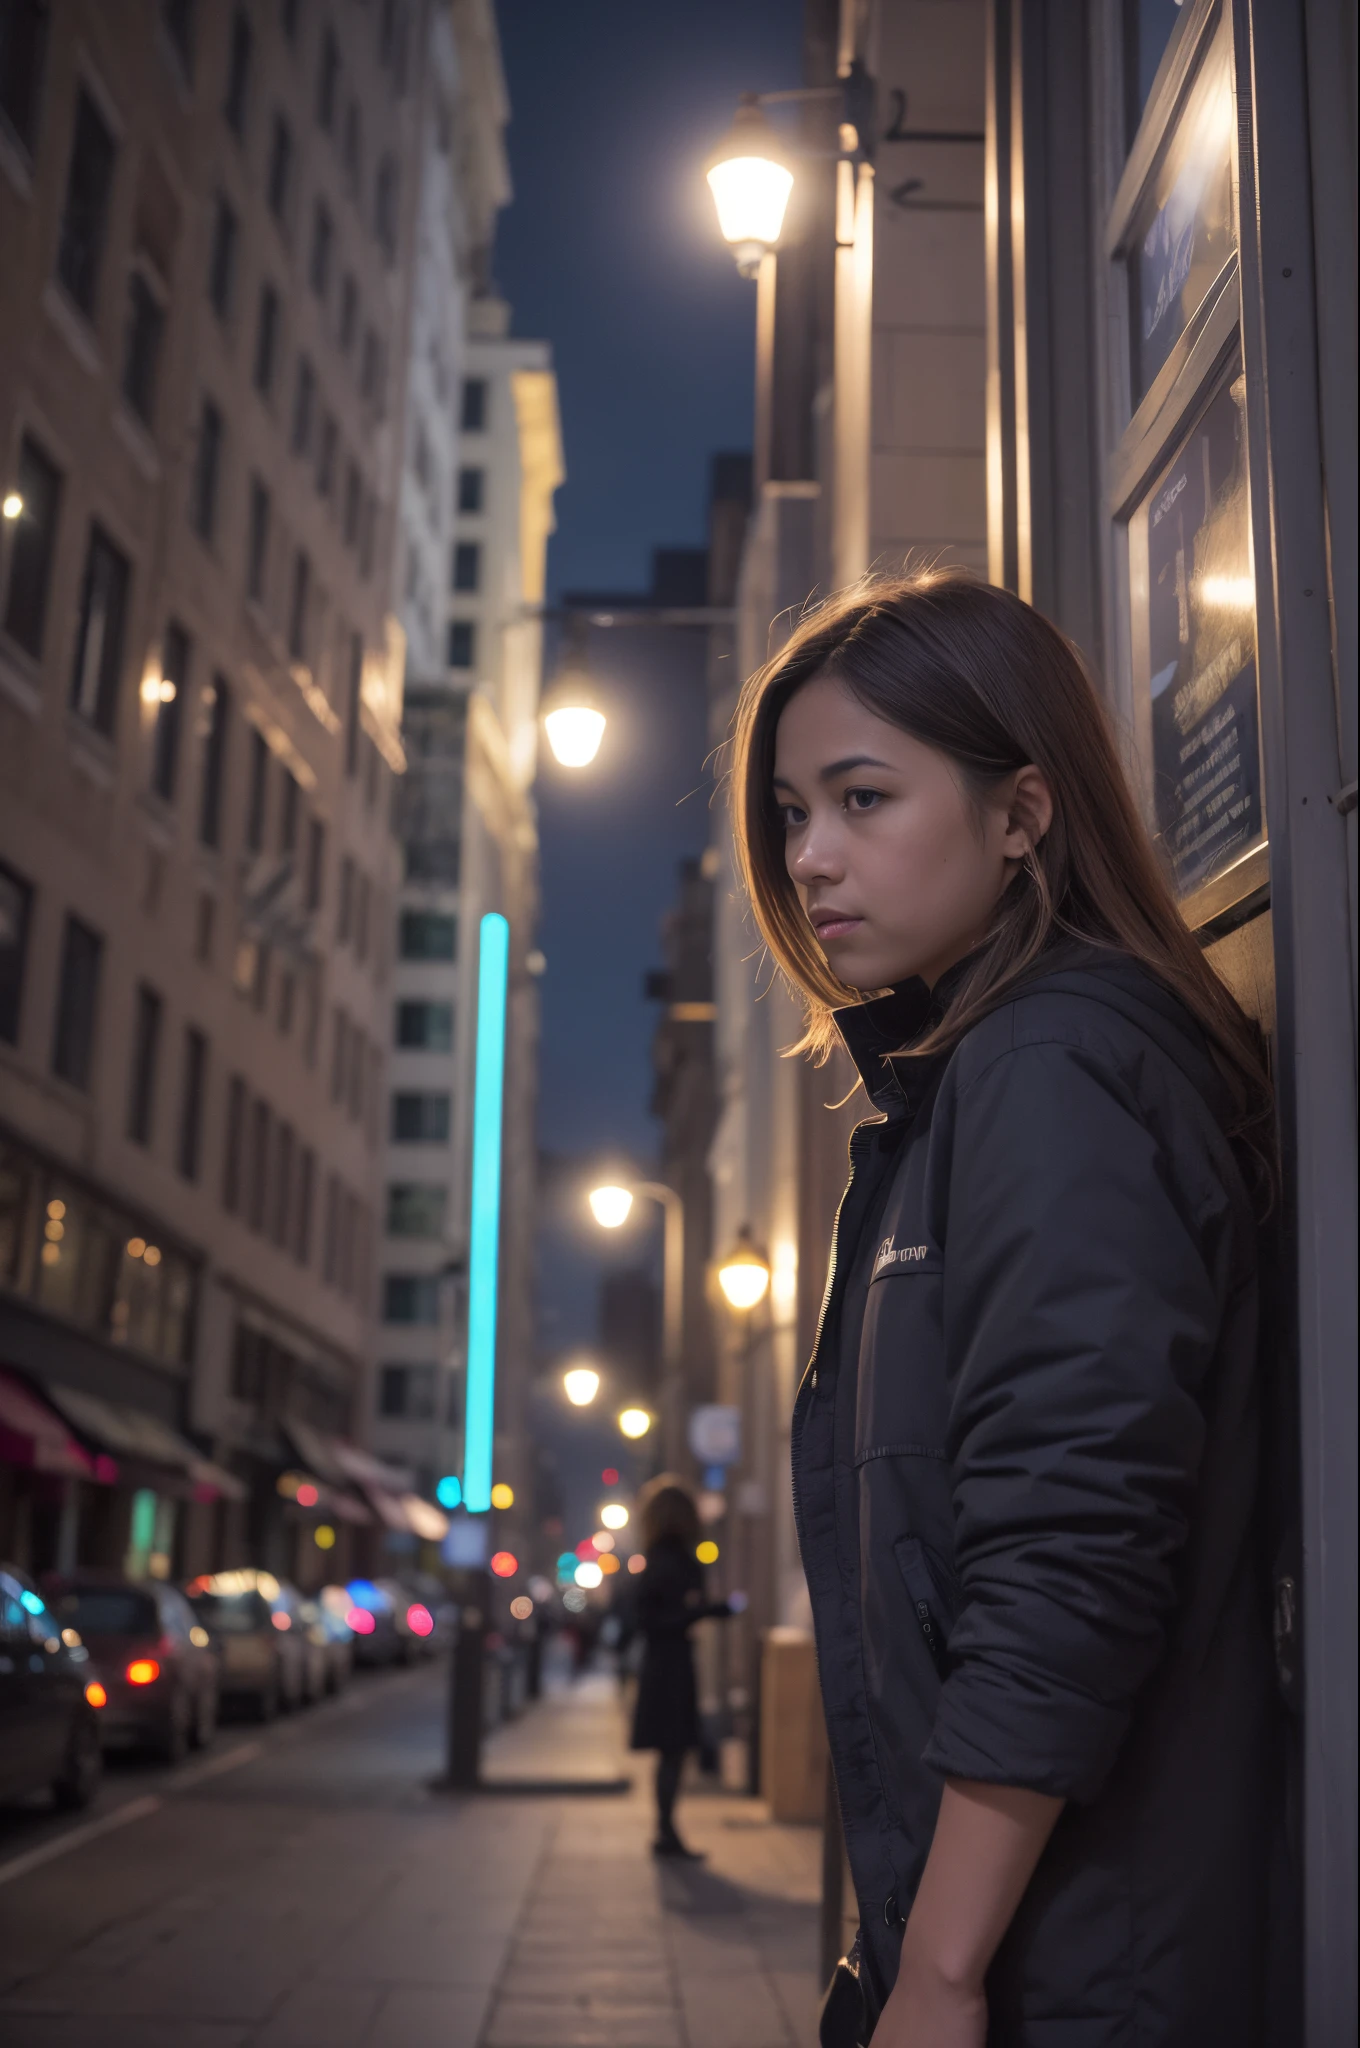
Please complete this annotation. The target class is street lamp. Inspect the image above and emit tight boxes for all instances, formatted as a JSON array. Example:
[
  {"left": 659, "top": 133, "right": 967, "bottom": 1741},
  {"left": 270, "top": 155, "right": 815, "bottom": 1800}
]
[
  {"left": 587, "top": 1177, "right": 684, "bottom": 1467},
  {"left": 705, "top": 95, "right": 795, "bottom": 278},
  {"left": 563, "top": 1364, "right": 601, "bottom": 1407},
  {"left": 716, "top": 1227, "right": 771, "bottom": 1313},
  {"left": 618, "top": 1408, "right": 652, "bottom": 1440}
]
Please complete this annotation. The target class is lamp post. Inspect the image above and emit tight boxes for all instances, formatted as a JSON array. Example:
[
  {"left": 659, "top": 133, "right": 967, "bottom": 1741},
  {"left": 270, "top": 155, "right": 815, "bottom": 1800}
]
[{"left": 588, "top": 1179, "right": 685, "bottom": 1469}]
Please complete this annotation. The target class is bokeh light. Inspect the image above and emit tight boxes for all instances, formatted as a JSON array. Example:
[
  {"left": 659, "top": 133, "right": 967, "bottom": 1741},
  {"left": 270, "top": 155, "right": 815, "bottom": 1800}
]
[
  {"left": 563, "top": 1365, "right": 601, "bottom": 1406},
  {"left": 314, "top": 1524, "right": 336, "bottom": 1550},
  {"left": 600, "top": 1503, "right": 629, "bottom": 1530},
  {"left": 602, "top": 1468, "right": 619, "bottom": 1485},
  {"left": 592, "top": 1530, "right": 616, "bottom": 1553},
  {"left": 490, "top": 1551, "right": 518, "bottom": 1579},
  {"left": 509, "top": 1595, "right": 534, "bottom": 1620},
  {"left": 436, "top": 1475, "right": 462, "bottom": 1509},
  {"left": 562, "top": 1587, "right": 587, "bottom": 1613},
  {"left": 599, "top": 1554, "right": 621, "bottom": 1576},
  {"left": 696, "top": 1540, "right": 720, "bottom": 1565},
  {"left": 574, "top": 1560, "right": 603, "bottom": 1589},
  {"left": 406, "top": 1603, "right": 434, "bottom": 1636},
  {"left": 617, "top": 1408, "right": 651, "bottom": 1439},
  {"left": 490, "top": 1482, "right": 514, "bottom": 1509},
  {"left": 627, "top": 1554, "right": 646, "bottom": 1574},
  {"left": 574, "top": 1538, "right": 598, "bottom": 1561}
]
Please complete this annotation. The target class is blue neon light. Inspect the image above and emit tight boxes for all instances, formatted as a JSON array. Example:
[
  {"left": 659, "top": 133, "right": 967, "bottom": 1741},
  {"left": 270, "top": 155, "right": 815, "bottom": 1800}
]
[
  {"left": 436, "top": 1474, "right": 462, "bottom": 1510},
  {"left": 463, "top": 911, "right": 510, "bottom": 1513}
]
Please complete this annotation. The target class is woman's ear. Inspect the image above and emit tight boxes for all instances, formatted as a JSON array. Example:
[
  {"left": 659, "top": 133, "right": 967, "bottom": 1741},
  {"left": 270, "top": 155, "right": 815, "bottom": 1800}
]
[{"left": 1004, "top": 765, "right": 1054, "bottom": 857}]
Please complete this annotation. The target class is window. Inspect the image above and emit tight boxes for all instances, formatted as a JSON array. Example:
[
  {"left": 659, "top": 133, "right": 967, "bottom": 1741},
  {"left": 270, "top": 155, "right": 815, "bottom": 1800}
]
[
  {"left": 0, "top": 860, "right": 33, "bottom": 1045},
  {"left": 305, "top": 817, "right": 325, "bottom": 909},
  {"left": 126, "top": 984, "right": 163, "bottom": 1146},
  {"left": 162, "top": 0, "right": 195, "bottom": 80},
  {"left": 69, "top": 525, "right": 130, "bottom": 736},
  {"left": 56, "top": 90, "right": 116, "bottom": 318},
  {"left": 246, "top": 1098, "right": 270, "bottom": 1231},
  {"left": 379, "top": 1363, "right": 436, "bottom": 1418},
  {"left": 266, "top": 111, "right": 293, "bottom": 220},
  {"left": 396, "top": 1000, "right": 453, "bottom": 1052},
  {"left": 309, "top": 200, "right": 333, "bottom": 299},
  {"left": 342, "top": 99, "right": 362, "bottom": 192},
  {"left": 52, "top": 915, "right": 103, "bottom": 1089},
  {"left": 339, "top": 273, "right": 358, "bottom": 354},
  {"left": 354, "top": 873, "right": 370, "bottom": 961},
  {"left": 447, "top": 620, "right": 475, "bottom": 670},
  {"left": 294, "top": 1147, "right": 314, "bottom": 1263},
  {"left": 288, "top": 549, "right": 310, "bottom": 660},
  {"left": 451, "top": 541, "right": 480, "bottom": 593},
  {"left": 382, "top": 1276, "right": 441, "bottom": 1325},
  {"left": 252, "top": 284, "right": 280, "bottom": 396},
  {"left": 176, "top": 1028, "right": 207, "bottom": 1180},
  {"left": 457, "top": 465, "right": 484, "bottom": 514},
  {"left": 197, "top": 676, "right": 229, "bottom": 848},
  {"left": 390, "top": 1092, "right": 450, "bottom": 1143},
  {"left": 337, "top": 854, "right": 354, "bottom": 942},
  {"left": 347, "top": 1024, "right": 365, "bottom": 1121},
  {"left": 2, "top": 434, "right": 62, "bottom": 659},
  {"left": 222, "top": 1073, "right": 246, "bottom": 1211},
  {"left": 321, "top": 1172, "right": 340, "bottom": 1283},
  {"left": 121, "top": 273, "right": 165, "bottom": 426},
  {"left": 345, "top": 630, "right": 362, "bottom": 774},
  {"left": 316, "top": 413, "right": 337, "bottom": 497},
  {"left": 290, "top": 355, "right": 315, "bottom": 455},
  {"left": 398, "top": 910, "right": 455, "bottom": 961},
  {"left": 246, "top": 476, "right": 270, "bottom": 602},
  {"left": 190, "top": 398, "right": 223, "bottom": 542},
  {"left": 221, "top": 8, "right": 251, "bottom": 134},
  {"left": 342, "top": 462, "right": 361, "bottom": 547},
  {"left": 207, "top": 194, "right": 238, "bottom": 320},
  {"left": 279, "top": 771, "right": 300, "bottom": 856},
  {"left": 272, "top": 1123, "right": 294, "bottom": 1245},
  {"left": 374, "top": 153, "right": 398, "bottom": 261},
  {"left": 245, "top": 728, "right": 268, "bottom": 852},
  {"left": 151, "top": 620, "right": 190, "bottom": 801},
  {"left": 386, "top": 1183, "right": 447, "bottom": 1238},
  {"left": 0, "top": 0, "right": 50, "bottom": 156},
  {"left": 460, "top": 378, "right": 487, "bottom": 432},
  {"left": 316, "top": 26, "right": 339, "bottom": 131}
]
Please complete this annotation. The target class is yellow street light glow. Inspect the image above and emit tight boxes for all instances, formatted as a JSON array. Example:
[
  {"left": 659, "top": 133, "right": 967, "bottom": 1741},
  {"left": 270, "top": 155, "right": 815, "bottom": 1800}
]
[
  {"left": 617, "top": 1408, "right": 651, "bottom": 1440},
  {"left": 696, "top": 1540, "right": 720, "bottom": 1565},
  {"left": 717, "top": 1228, "right": 771, "bottom": 1312},
  {"left": 563, "top": 1365, "right": 601, "bottom": 1407},
  {"left": 599, "top": 1553, "right": 621, "bottom": 1575},
  {"left": 588, "top": 1184, "right": 634, "bottom": 1229},
  {"left": 314, "top": 1524, "right": 336, "bottom": 1550},
  {"left": 2, "top": 492, "right": 24, "bottom": 520},
  {"left": 706, "top": 97, "right": 794, "bottom": 275},
  {"left": 574, "top": 1559, "right": 604, "bottom": 1589},
  {"left": 544, "top": 705, "right": 606, "bottom": 768},
  {"left": 599, "top": 1502, "right": 629, "bottom": 1530},
  {"left": 490, "top": 1482, "right": 514, "bottom": 1510}
]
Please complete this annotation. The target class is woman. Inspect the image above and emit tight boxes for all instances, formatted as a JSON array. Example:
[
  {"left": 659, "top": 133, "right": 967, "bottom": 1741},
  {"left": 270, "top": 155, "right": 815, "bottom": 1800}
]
[
  {"left": 629, "top": 1474, "right": 732, "bottom": 1859},
  {"left": 730, "top": 571, "right": 1275, "bottom": 2046}
]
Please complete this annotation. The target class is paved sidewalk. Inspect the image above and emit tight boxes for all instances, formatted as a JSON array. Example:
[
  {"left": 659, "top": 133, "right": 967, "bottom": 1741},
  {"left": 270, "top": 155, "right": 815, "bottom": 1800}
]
[{"left": 478, "top": 1673, "right": 822, "bottom": 2048}]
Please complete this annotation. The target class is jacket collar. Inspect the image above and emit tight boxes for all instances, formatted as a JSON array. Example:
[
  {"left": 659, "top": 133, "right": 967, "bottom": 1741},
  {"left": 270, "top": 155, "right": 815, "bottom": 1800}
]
[{"left": 833, "top": 954, "right": 974, "bottom": 1117}]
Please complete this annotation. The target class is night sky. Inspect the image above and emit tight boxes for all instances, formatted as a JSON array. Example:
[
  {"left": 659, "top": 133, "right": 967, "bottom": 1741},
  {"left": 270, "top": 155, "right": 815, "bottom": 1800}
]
[{"left": 491, "top": 2, "right": 804, "bottom": 1410}]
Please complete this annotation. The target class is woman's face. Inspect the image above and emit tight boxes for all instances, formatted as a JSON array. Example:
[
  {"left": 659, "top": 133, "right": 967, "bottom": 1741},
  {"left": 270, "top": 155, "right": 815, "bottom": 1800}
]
[{"left": 772, "top": 671, "right": 1049, "bottom": 991}]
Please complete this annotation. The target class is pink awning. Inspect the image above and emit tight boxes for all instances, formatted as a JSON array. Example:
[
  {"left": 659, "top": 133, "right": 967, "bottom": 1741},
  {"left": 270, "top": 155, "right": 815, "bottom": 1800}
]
[{"left": 0, "top": 1369, "right": 94, "bottom": 1479}]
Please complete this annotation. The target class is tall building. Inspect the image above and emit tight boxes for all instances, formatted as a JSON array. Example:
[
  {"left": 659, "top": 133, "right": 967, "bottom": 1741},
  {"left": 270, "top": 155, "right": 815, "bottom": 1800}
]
[
  {"left": 376, "top": 292, "right": 562, "bottom": 1542},
  {"left": 0, "top": 0, "right": 425, "bottom": 1585}
]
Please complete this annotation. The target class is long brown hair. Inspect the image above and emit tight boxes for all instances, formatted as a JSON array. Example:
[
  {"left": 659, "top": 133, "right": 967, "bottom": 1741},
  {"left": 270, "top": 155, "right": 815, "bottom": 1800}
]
[
  {"left": 730, "top": 568, "right": 1272, "bottom": 1158},
  {"left": 638, "top": 1475, "right": 700, "bottom": 1551}
]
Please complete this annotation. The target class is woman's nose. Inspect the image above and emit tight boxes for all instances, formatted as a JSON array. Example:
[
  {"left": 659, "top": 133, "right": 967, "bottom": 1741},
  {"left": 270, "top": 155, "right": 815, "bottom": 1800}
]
[{"left": 788, "top": 816, "right": 843, "bottom": 885}]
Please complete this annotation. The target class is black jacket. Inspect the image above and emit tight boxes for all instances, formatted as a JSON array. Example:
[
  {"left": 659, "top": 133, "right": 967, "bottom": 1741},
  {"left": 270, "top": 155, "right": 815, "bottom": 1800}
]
[
  {"left": 629, "top": 1536, "right": 727, "bottom": 1754},
  {"left": 793, "top": 947, "right": 1274, "bottom": 2044}
]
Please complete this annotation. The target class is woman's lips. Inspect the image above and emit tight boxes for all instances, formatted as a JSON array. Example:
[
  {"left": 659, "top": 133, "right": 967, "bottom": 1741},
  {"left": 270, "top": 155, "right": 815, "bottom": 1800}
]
[{"left": 812, "top": 915, "right": 863, "bottom": 941}]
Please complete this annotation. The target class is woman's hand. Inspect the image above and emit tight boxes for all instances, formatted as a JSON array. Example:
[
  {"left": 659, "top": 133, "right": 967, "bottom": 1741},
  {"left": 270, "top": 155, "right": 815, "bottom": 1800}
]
[{"left": 870, "top": 1937, "right": 986, "bottom": 2048}]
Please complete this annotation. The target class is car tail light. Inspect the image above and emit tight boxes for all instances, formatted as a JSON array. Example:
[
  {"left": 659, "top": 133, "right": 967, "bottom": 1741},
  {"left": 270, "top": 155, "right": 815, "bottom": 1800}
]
[
  {"left": 406, "top": 1603, "right": 434, "bottom": 1637},
  {"left": 85, "top": 1680, "right": 108, "bottom": 1708},
  {"left": 126, "top": 1658, "right": 161, "bottom": 1685},
  {"left": 346, "top": 1607, "right": 375, "bottom": 1634}
]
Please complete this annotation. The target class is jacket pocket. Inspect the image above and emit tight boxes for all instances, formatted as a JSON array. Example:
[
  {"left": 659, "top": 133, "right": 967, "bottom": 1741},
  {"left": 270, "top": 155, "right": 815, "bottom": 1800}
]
[{"left": 893, "top": 1534, "right": 954, "bottom": 1680}]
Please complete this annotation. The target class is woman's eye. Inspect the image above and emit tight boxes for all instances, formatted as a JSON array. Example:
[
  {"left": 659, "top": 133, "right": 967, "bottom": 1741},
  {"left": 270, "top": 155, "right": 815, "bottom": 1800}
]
[
  {"left": 779, "top": 803, "right": 807, "bottom": 828},
  {"left": 845, "top": 787, "right": 883, "bottom": 812}
]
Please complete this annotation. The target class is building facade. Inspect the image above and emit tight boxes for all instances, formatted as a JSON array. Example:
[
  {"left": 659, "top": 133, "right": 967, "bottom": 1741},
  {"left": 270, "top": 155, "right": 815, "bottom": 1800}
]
[{"left": 0, "top": 0, "right": 426, "bottom": 1587}]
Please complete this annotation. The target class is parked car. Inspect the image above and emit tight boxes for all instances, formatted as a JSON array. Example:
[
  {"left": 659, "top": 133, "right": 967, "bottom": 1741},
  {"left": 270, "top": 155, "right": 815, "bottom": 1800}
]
[
  {"left": 338, "top": 1579, "right": 403, "bottom": 1667},
  {"left": 304, "top": 1589, "right": 354, "bottom": 1696},
  {"left": 184, "top": 1570, "right": 308, "bottom": 1719},
  {"left": 0, "top": 1564, "right": 103, "bottom": 1809},
  {"left": 45, "top": 1574, "right": 219, "bottom": 1763}
]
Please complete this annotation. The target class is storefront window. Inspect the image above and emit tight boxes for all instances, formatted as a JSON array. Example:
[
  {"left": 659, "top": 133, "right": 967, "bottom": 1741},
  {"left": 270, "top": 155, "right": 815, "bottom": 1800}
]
[
  {"left": 1128, "top": 368, "right": 1263, "bottom": 901},
  {"left": 1127, "top": 22, "right": 1236, "bottom": 403}
]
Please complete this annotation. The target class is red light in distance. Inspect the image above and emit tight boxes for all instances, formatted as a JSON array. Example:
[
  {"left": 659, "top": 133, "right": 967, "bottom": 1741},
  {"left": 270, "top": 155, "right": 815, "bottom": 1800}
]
[
  {"left": 271, "top": 1610, "right": 291, "bottom": 1631},
  {"left": 574, "top": 1538, "right": 597, "bottom": 1561},
  {"left": 601, "top": 1468, "right": 618, "bottom": 1485},
  {"left": 346, "top": 1606, "right": 375, "bottom": 1634},
  {"left": 490, "top": 1551, "right": 518, "bottom": 1579},
  {"left": 126, "top": 1658, "right": 160, "bottom": 1685},
  {"left": 406, "top": 1603, "right": 434, "bottom": 1636},
  {"left": 85, "top": 1680, "right": 107, "bottom": 1708},
  {"left": 296, "top": 1482, "right": 320, "bottom": 1508}
]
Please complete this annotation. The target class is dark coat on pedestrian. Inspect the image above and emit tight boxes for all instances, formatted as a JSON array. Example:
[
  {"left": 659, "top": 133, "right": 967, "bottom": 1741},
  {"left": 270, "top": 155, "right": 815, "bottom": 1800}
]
[
  {"left": 795, "top": 943, "right": 1275, "bottom": 2045},
  {"left": 629, "top": 1535, "right": 727, "bottom": 1754}
]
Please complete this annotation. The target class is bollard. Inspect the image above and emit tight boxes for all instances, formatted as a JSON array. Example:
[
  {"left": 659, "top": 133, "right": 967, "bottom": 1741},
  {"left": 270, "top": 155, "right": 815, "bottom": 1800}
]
[{"left": 445, "top": 1568, "right": 488, "bottom": 1787}]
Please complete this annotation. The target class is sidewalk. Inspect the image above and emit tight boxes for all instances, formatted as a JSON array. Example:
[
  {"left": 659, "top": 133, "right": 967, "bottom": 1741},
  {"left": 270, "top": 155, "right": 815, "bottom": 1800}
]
[{"left": 476, "top": 1669, "right": 822, "bottom": 2048}]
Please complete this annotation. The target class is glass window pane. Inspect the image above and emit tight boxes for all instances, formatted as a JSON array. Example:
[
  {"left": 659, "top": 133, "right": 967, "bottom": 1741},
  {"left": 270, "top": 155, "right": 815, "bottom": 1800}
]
[
  {"left": 386, "top": 1183, "right": 447, "bottom": 1237},
  {"left": 1127, "top": 24, "right": 1236, "bottom": 404},
  {"left": 1125, "top": 0, "right": 1188, "bottom": 139},
  {"left": 1128, "top": 368, "right": 1262, "bottom": 900}
]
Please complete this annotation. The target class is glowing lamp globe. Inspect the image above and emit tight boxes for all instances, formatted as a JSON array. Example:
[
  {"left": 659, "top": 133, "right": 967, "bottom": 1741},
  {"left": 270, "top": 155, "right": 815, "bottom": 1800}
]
[
  {"left": 544, "top": 704, "right": 606, "bottom": 768},
  {"left": 574, "top": 1560, "right": 604, "bottom": 1589},
  {"left": 706, "top": 96, "right": 795, "bottom": 277},
  {"left": 563, "top": 1365, "right": 601, "bottom": 1407},
  {"left": 599, "top": 1502, "right": 629, "bottom": 1530},
  {"left": 717, "top": 1228, "right": 771, "bottom": 1312},
  {"left": 588, "top": 1184, "right": 634, "bottom": 1229},
  {"left": 617, "top": 1408, "right": 652, "bottom": 1440}
]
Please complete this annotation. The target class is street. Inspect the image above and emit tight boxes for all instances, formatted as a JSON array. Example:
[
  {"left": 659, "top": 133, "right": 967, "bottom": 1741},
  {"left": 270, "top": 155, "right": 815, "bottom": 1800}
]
[{"left": 0, "top": 1661, "right": 821, "bottom": 2047}]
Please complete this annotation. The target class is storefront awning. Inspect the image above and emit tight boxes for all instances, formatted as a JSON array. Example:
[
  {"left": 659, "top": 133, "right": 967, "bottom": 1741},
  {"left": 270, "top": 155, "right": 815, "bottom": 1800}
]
[
  {"left": 363, "top": 1487, "right": 450, "bottom": 1542},
  {"left": 41, "top": 1383, "right": 246, "bottom": 1502},
  {"left": 0, "top": 1368, "right": 93, "bottom": 1479}
]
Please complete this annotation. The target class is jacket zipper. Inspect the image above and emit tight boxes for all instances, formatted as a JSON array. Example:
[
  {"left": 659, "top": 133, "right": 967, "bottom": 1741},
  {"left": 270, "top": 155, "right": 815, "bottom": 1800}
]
[{"left": 790, "top": 1117, "right": 877, "bottom": 1538}]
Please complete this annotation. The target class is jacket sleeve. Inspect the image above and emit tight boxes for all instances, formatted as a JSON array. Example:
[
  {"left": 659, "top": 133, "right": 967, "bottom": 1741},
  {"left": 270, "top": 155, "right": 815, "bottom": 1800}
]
[{"left": 923, "top": 1038, "right": 1229, "bottom": 1803}]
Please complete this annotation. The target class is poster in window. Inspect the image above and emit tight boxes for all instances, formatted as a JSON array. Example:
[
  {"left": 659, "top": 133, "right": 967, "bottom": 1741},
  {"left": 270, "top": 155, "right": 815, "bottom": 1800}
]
[{"left": 1138, "top": 371, "right": 1263, "bottom": 901}]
